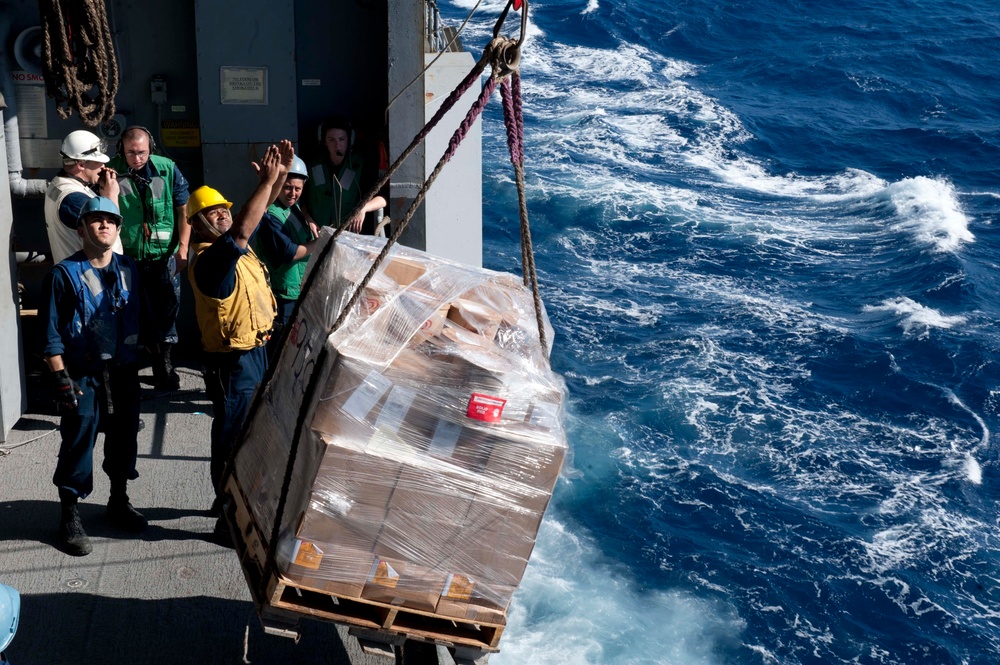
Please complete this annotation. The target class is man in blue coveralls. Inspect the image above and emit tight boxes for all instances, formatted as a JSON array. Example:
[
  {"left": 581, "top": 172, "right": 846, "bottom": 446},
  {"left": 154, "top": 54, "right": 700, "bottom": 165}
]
[
  {"left": 41, "top": 196, "right": 148, "bottom": 557},
  {"left": 186, "top": 141, "right": 292, "bottom": 537}
]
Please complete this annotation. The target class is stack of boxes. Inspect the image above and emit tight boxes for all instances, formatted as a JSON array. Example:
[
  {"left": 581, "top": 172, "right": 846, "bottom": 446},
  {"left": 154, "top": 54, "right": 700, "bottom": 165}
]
[{"left": 233, "top": 232, "right": 567, "bottom": 625}]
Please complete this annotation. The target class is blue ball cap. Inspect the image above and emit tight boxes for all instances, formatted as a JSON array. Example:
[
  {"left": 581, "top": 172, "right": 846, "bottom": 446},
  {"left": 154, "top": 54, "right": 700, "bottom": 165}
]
[{"left": 78, "top": 196, "right": 123, "bottom": 226}]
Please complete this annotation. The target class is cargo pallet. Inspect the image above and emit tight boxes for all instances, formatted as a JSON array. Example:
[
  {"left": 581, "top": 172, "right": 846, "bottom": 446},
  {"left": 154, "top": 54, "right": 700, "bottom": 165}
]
[{"left": 223, "top": 475, "right": 498, "bottom": 663}]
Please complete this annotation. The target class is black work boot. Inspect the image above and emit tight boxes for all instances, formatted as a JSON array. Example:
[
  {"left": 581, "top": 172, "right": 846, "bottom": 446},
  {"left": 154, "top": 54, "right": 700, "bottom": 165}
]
[
  {"left": 153, "top": 344, "right": 181, "bottom": 391},
  {"left": 161, "top": 344, "right": 181, "bottom": 390},
  {"left": 107, "top": 482, "right": 148, "bottom": 532},
  {"left": 58, "top": 491, "right": 92, "bottom": 556}
]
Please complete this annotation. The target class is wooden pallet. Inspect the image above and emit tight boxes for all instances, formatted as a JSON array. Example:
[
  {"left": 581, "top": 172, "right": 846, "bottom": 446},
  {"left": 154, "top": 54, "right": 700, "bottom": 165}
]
[{"left": 223, "top": 475, "right": 505, "bottom": 653}]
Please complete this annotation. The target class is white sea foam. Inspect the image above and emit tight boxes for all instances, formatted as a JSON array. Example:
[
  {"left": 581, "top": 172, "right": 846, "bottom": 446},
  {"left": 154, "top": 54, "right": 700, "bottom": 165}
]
[
  {"left": 493, "top": 519, "right": 742, "bottom": 665},
  {"left": 882, "top": 177, "right": 973, "bottom": 253},
  {"left": 862, "top": 297, "right": 967, "bottom": 336},
  {"left": 582, "top": 0, "right": 599, "bottom": 15}
]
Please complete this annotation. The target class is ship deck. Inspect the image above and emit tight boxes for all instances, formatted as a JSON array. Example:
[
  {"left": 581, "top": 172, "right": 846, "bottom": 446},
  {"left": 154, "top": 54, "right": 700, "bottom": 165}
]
[{"left": 0, "top": 355, "right": 422, "bottom": 664}]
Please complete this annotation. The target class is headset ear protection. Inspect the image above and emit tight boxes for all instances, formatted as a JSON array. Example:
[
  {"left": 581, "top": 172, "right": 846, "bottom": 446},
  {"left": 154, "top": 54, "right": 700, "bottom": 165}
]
[
  {"left": 117, "top": 125, "right": 157, "bottom": 157},
  {"left": 318, "top": 116, "right": 355, "bottom": 149}
]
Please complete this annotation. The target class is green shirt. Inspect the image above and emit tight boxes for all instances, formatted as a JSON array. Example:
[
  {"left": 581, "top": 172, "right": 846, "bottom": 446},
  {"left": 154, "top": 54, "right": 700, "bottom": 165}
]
[
  {"left": 107, "top": 154, "right": 177, "bottom": 262},
  {"left": 305, "top": 153, "right": 365, "bottom": 228}
]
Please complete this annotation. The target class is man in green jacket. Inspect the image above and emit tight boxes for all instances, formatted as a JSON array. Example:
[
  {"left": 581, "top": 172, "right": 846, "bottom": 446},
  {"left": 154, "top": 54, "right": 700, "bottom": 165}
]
[
  {"left": 108, "top": 126, "right": 191, "bottom": 390},
  {"left": 252, "top": 155, "right": 317, "bottom": 360}
]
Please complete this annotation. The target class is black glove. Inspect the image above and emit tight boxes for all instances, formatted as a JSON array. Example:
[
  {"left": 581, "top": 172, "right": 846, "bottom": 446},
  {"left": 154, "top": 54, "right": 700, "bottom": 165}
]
[{"left": 50, "top": 369, "right": 82, "bottom": 411}]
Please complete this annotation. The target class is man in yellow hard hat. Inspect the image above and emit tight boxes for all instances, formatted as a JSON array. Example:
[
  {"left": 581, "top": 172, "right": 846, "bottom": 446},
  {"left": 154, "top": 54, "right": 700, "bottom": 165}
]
[{"left": 186, "top": 141, "right": 293, "bottom": 536}]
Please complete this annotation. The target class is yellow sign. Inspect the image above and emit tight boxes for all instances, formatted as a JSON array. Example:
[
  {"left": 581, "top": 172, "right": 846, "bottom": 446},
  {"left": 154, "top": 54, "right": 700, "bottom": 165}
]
[{"left": 161, "top": 120, "right": 200, "bottom": 148}]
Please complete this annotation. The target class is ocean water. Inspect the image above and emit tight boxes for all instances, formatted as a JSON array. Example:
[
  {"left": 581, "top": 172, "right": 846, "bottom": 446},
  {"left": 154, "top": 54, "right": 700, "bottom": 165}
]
[{"left": 440, "top": 1, "right": 1000, "bottom": 663}]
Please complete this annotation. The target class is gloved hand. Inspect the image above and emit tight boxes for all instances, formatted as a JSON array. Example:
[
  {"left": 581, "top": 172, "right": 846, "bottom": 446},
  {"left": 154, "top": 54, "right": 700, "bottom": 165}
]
[{"left": 50, "top": 369, "right": 82, "bottom": 411}]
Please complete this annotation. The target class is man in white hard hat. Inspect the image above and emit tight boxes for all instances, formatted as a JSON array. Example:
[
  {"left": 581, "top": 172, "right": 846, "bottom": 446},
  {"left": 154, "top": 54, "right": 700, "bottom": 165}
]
[
  {"left": 44, "top": 130, "right": 124, "bottom": 264},
  {"left": 252, "top": 154, "right": 318, "bottom": 360}
]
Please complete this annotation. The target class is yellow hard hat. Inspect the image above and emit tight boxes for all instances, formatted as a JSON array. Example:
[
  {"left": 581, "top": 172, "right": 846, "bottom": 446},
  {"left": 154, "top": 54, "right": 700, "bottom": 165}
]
[{"left": 187, "top": 186, "right": 232, "bottom": 218}]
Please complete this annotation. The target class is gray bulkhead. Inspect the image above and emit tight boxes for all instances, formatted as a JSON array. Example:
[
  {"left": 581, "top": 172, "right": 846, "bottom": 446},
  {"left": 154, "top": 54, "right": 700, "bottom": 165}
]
[{"left": 0, "top": 0, "right": 482, "bottom": 439}]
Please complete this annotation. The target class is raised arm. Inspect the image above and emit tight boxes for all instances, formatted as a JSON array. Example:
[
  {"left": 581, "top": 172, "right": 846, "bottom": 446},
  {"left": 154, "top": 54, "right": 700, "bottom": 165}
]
[{"left": 231, "top": 140, "right": 294, "bottom": 246}]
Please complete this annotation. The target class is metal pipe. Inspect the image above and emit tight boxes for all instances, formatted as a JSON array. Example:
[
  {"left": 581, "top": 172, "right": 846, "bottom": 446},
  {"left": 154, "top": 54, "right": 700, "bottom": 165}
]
[{"left": 0, "top": 12, "right": 48, "bottom": 198}]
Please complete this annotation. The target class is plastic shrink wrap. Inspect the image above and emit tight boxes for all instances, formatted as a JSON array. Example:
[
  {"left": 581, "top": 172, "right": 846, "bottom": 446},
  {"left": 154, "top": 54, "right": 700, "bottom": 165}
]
[{"left": 231, "top": 230, "right": 567, "bottom": 624}]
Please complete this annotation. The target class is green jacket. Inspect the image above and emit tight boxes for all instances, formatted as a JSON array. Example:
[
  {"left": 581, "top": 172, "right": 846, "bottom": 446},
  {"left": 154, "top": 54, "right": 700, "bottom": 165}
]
[
  {"left": 108, "top": 154, "right": 177, "bottom": 262},
  {"left": 256, "top": 202, "right": 312, "bottom": 301},
  {"left": 305, "top": 153, "right": 364, "bottom": 228}
]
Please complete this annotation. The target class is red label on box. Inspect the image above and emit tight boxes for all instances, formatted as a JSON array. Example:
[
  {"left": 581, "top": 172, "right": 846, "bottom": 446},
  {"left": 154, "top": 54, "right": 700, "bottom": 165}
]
[{"left": 467, "top": 393, "right": 506, "bottom": 422}]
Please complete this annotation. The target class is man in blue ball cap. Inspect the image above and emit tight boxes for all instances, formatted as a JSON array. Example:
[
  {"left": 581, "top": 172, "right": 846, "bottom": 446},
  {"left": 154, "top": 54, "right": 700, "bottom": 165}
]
[{"left": 40, "top": 196, "right": 147, "bottom": 556}]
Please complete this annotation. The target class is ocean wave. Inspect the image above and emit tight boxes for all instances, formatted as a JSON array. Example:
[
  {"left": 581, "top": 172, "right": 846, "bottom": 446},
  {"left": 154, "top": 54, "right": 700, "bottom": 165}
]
[
  {"left": 494, "top": 519, "right": 745, "bottom": 665},
  {"left": 861, "top": 296, "right": 967, "bottom": 336},
  {"left": 880, "top": 177, "right": 974, "bottom": 253}
]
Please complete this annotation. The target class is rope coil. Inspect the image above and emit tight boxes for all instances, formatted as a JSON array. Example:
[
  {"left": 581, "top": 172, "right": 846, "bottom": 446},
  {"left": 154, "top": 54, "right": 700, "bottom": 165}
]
[{"left": 39, "top": 0, "right": 119, "bottom": 126}]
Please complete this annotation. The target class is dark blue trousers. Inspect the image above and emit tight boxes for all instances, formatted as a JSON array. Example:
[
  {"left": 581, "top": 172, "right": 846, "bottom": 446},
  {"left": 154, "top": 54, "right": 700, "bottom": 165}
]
[
  {"left": 136, "top": 258, "right": 181, "bottom": 345},
  {"left": 265, "top": 297, "right": 296, "bottom": 361},
  {"left": 202, "top": 346, "right": 267, "bottom": 496},
  {"left": 53, "top": 365, "right": 141, "bottom": 499}
]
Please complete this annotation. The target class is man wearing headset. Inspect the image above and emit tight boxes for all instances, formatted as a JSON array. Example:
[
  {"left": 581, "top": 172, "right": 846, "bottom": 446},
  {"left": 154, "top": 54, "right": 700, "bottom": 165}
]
[
  {"left": 303, "top": 115, "right": 386, "bottom": 233},
  {"left": 41, "top": 196, "right": 146, "bottom": 557},
  {"left": 185, "top": 141, "right": 291, "bottom": 536},
  {"left": 44, "top": 130, "right": 124, "bottom": 264},
  {"left": 108, "top": 126, "right": 192, "bottom": 391}
]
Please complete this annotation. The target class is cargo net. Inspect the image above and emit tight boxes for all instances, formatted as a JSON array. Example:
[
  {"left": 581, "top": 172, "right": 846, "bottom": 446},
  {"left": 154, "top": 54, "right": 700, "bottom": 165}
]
[
  {"left": 228, "top": 0, "right": 561, "bottom": 627},
  {"left": 232, "top": 231, "right": 567, "bottom": 625}
]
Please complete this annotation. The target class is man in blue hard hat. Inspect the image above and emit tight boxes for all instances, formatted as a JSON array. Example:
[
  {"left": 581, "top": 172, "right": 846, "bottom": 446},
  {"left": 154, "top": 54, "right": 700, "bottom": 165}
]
[{"left": 40, "top": 196, "right": 147, "bottom": 557}]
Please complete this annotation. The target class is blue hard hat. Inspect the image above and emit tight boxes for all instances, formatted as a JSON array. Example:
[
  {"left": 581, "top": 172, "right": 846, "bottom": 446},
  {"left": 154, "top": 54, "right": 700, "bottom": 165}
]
[
  {"left": 288, "top": 155, "right": 309, "bottom": 181},
  {"left": 78, "top": 196, "right": 123, "bottom": 226},
  {"left": 0, "top": 583, "right": 19, "bottom": 653}
]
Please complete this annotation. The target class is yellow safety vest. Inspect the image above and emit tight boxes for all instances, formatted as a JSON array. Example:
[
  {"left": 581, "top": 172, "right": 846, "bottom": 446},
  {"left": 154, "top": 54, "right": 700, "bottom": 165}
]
[{"left": 189, "top": 241, "right": 276, "bottom": 352}]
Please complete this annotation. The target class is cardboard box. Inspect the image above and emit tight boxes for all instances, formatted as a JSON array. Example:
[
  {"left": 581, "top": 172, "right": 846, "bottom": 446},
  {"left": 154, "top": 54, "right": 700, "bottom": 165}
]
[
  {"left": 447, "top": 298, "right": 503, "bottom": 341},
  {"left": 311, "top": 359, "right": 387, "bottom": 442},
  {"left": 458, "top": 501, "right": 541, "bottom": 587},
  {"left": 374, "top": 465, "right": 476, "bottom": 570},
  {"left": 381, "top": 255, "right": 428, "bottom": 287},
  {"left": 296, "top": 443, "right": 403, "bottom": 547},
  {"left": 435, "top": 581, "right": 517, "bottom": 625},
  {"left": 361, "top": 556, "right": 448, "bottom": 612},
  {"left": 424, "top": 422, "right": 494, "bottom": 473},
  {"left": 412, "top": 302, "right": 452, "bottom": 344},
  {"left": 482, "top": 437, "right": 565, "bottom": 512},
  {"left": 284, "top": 542, "right": 375, "bottom": 599}
]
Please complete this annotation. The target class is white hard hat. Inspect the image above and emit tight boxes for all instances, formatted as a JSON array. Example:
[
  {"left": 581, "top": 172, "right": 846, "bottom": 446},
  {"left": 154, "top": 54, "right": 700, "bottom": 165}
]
[
  {"left": 60, "top": 130, "right": 110, "bottom": 163},
  {"left": 288, "top": 155, "right": 309, "bottom": 181}
]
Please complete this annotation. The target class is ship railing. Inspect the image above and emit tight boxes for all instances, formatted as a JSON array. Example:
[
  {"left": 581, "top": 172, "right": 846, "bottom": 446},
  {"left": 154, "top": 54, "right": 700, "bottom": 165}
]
[{"left": 425, "top": 0, "right": 463, "bottom": 53}]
